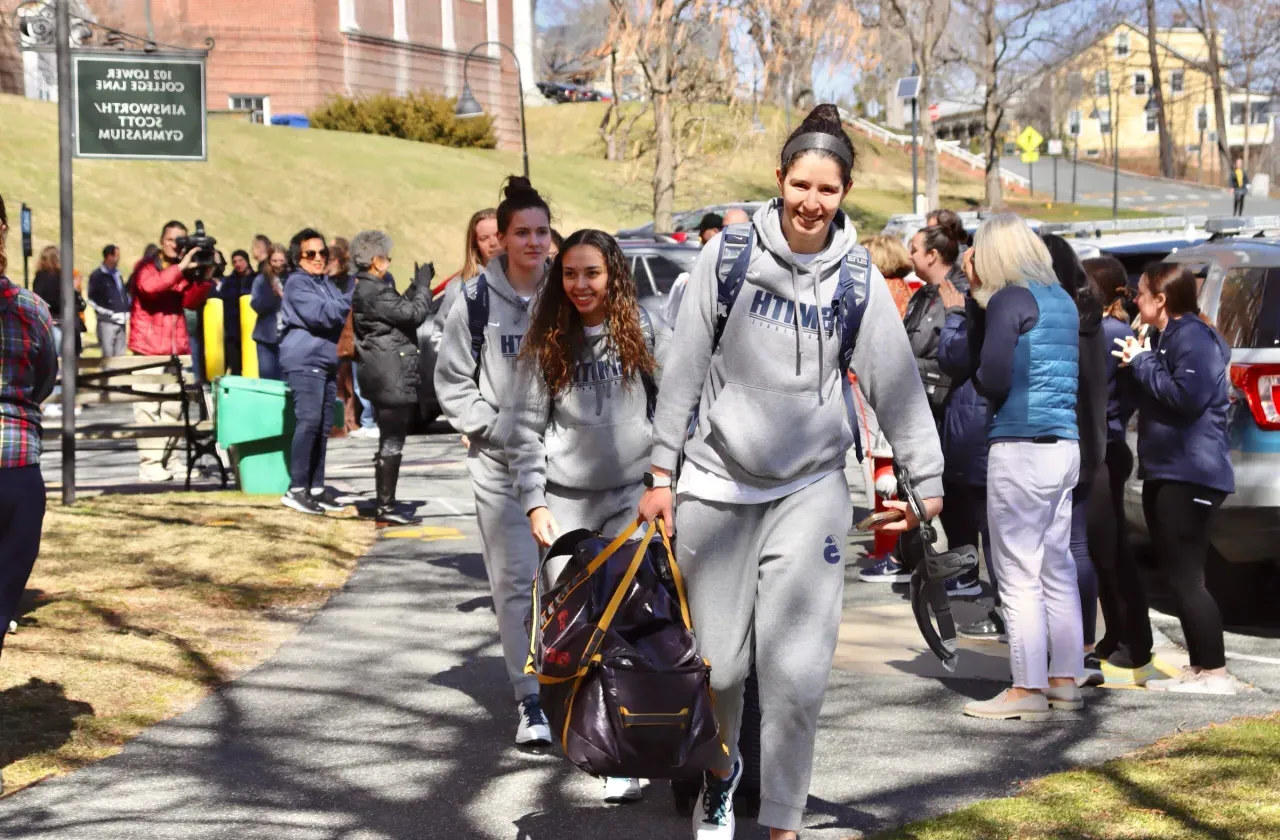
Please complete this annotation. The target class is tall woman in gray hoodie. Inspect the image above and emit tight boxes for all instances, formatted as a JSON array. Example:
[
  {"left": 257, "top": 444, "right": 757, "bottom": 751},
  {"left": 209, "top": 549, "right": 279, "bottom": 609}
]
[
  {"left": 502, "top": 228, "right": 669, "bottom": 805},
  {"left": 638, "top": 105, "right": 945, "bottom": 840},
  {"left": 434, "top": 177, "right": 554, "bottom": 748}
]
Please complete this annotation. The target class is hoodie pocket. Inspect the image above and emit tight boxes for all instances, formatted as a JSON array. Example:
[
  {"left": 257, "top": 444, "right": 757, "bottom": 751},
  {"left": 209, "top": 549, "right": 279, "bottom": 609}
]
[{"left": 705, "top": 381, "right": 849, "bottom": 481}]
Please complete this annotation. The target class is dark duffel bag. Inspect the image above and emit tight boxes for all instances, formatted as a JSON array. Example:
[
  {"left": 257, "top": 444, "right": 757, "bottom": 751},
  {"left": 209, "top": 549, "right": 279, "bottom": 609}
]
[{"left": 527, "top": 519, "right": 725, "bottom": 780}]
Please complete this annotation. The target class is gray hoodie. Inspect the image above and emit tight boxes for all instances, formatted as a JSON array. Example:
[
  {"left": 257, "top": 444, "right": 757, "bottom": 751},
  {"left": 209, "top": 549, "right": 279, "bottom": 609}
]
[
  {"left": 433, "top": 256, "right": 539, "bottom": 461},
  {"left": 651, "top": 200, "right": 945, "bottom": 499},
  {"left": 501, "top": 323, "right": 670, "bottom": 514}
]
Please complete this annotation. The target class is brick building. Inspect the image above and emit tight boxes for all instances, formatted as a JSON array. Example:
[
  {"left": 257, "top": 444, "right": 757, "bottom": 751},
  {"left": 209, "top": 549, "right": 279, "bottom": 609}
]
[{"left": 0, "top": 0, "right": 536, "bottom": 148}]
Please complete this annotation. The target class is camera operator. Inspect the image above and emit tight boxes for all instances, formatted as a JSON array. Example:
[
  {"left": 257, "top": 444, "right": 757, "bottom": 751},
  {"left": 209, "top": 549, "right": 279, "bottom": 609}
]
[{"left": 128, "top": 220, "right": 217, "bottom": 482}]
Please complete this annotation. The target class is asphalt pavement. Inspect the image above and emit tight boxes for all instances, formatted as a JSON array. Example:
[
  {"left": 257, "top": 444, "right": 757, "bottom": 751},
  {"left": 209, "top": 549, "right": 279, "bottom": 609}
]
[
  {"left": 1002, "top": 156, "right": 1280, "bottom": 217},
  {"left": 7, "top": 425, "right": 1279, "bottom": 839}
]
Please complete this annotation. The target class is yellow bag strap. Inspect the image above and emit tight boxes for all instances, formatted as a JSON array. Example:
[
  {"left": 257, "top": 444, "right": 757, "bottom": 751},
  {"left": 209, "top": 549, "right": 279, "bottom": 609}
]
[
  {"left": 658, "top": 519, "right": 694, "bottom": 631},
  {"left": 525, "top": 519, "right": 645, "bottom": 677}
]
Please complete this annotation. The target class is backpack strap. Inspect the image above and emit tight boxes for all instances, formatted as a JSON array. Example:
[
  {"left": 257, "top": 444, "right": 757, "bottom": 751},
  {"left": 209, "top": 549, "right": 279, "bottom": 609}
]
[
  {"left": 712, "top": 223, "right": 754, "bottom": 350},
  {"left": 464, "top": 273, "right": 489, "bottom": 383},
  {"left": 637, "top": 306, "right": 658, "bottom": 421},
  {"left": 834, "top": 245, "right": 873, "bottom": 462}
]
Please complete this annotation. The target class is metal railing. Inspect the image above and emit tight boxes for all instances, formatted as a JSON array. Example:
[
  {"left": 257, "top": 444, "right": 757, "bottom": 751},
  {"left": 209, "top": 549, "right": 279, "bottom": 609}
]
[{"left": 842, "top": 113, "right": 1031, "bottom": 190}]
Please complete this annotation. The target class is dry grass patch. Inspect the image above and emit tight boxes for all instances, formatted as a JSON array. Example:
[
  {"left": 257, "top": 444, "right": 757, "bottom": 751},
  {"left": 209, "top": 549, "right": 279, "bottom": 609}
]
[
  {"left": 871, "top": 713, "right": 1280, "bottom": 840},
  {"left": 0, "top": 492, "right": 375, "bottom": 794}
]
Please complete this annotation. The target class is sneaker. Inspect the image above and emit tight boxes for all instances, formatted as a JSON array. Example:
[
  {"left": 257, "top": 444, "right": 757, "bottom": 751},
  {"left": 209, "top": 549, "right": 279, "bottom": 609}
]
[
  {"left": 1077, "top": 653, "right": 1105, "bottom": 687},
  {"left": 139, "top": 462, "right": 174, "bottom": 483},
  {"left": 1046, "top": 683, "right": 1084, "bottom": 711},
  {"left": 859, "top": 554, "right": 911, "bottom": 583},
  {"left": 376, "top": 505, "right": 423, "bottom": 526},
  {"left": 603, "top": 776, "right": 642, "bottom": 804},
  {"left": 694, "top": 759, "right": 742, "bottom": 839},
  {"left": 282, "top": 489, "right": 325, "bottom": 516},
  {"left": 945, "top": 574, "right": 983, "bottom": 598},
  {"left": 1147, "top": 669, "right": 1237, "bottom": 695},
  {"left": 962, "top": 689, "right": 1052, "bottom": 721},
  {"left": 349, "top": 425, "right": 380, "bottom": 440},
  {"left": 958, "top": 609, "right": 1007, "bottom": 641},
  {"left": 1100, "top": 647, "right": 1161, "bottom": 687},
  {"left": 309, "top": 487, "right": 349, "bottom": 512},
  {"left": 516, "top": 695, "right": 551, "bottom": 746}
]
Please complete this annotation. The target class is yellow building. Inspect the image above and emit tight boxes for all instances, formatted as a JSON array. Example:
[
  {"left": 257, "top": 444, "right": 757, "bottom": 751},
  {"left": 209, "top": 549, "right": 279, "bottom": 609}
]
[{"left": 1059, "top": 23, "right": 1272, "bottom": 170}]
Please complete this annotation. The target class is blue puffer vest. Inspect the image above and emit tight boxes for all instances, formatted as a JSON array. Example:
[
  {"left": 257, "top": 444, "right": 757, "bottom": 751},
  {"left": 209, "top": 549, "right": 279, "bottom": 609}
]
[{"left": 988, "top": 282, "right": 1080, "bottom": 441}]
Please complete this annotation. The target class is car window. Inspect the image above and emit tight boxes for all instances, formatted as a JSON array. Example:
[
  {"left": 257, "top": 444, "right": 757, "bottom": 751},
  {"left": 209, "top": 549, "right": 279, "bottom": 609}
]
[
  {"left": 632, "top": 258, "right": 657, "bottom": 297},
  {"left": 646, "top": 255, "right": 688, "bottom": 294},
  {"left": 1215, "top": 267, "right": 1280, "bottom": 348}
]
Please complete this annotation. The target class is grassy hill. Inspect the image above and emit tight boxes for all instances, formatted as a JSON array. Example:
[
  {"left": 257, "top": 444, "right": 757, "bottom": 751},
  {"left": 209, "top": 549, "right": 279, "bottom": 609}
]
[{"left": 0, "top": 94, "right": 1121, "bottom": 277}]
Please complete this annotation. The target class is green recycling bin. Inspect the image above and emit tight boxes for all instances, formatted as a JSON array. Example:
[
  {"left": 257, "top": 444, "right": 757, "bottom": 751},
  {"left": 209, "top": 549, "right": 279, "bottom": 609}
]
[{"left": 215, "top": 376, "right": 295, "bottom": 495}]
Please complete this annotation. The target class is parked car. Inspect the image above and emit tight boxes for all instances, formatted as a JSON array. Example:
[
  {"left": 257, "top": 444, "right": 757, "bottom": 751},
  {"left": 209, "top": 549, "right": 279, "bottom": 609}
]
[
  {"left": 1122, "top": 230, "right": 1280, "bottom": 625},
  {"left": 620, "top": 239, "right": 701, "bottom": 328},
  {"left": 617, "top": 202, "right": 766, "bottom": 242}
]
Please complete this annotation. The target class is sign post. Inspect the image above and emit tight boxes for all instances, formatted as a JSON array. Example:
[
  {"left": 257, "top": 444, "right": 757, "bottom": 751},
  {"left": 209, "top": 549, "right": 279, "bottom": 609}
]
[
  {"left": 14, "top": 0, "right": 211, "bottom": 504},
  {"left": 20, "top": 204, "right": 32, "bottom": 289},
  {"left": 1047, "top": 139, "right": 1063, "bottom": 202},
  {"left": 896, "top": 71, "right": 921, "bottom": 215}
]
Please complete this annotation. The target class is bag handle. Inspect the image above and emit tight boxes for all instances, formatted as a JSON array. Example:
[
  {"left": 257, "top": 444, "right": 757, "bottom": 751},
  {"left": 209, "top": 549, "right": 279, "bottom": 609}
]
[
  {"left": 525, "top": 518, "right": 645, "bottom": 678},
  {"left": 657, "top": 519, "right": 694, "bottom": 631},
  {"left": 576, "top": 520, "right": 657, "bottom": 672}
]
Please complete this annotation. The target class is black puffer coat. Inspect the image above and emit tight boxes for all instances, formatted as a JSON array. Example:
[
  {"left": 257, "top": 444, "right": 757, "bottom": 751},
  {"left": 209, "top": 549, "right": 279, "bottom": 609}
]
[{"left": 352, "top": 272, "right": 431, "bottom": 407}]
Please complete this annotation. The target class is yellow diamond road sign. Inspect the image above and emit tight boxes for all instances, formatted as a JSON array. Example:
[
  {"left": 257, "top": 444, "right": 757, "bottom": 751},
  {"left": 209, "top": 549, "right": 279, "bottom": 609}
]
[
  {"left": 1017, "top": 126, "right": 1044, "bottom": 153},
  {"left": 1021, "top": 151, "right": 1040, "bottom": 164}
]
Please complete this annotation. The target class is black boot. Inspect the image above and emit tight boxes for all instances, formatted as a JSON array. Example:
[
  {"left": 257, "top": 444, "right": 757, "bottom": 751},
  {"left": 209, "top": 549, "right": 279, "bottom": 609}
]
[{"left": 375, "top": 453, "right": 421, "bottom": 525}]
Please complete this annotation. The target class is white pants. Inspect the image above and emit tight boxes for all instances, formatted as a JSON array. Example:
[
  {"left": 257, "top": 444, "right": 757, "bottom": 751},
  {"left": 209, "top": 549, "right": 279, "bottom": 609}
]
[{"left": 987, "top": 440, "right": 1082, "bottom": 689}]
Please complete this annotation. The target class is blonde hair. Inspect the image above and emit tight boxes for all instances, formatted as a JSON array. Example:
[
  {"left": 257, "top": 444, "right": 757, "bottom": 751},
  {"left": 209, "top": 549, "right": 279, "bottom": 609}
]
[
  {"left": 971, "top": 213, "right": 1057, "bottom": 308},
  {"left": 861, "top": 235, "right": 912, "bottom": 279}
]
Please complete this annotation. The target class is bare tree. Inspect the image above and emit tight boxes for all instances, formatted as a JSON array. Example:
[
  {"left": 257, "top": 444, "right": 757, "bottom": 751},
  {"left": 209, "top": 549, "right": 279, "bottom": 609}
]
[
  {"left": 737, "top": 0, "right": 867, "bottom": 129},
  {"left": 1145, "top": 0, "right": 1175, "bottom": 177},
  {"left": 606, "top": 0, "right": 731, "bottom": 230},
  {"left": 1216, "top": 0, "right": 1280, "bottom": 172},
  {"left": 884, "top": 0, "right": 951, "bottom": 211},
  {"left": 1176, "top": 0, "right": 1232, "bottom": 178}
]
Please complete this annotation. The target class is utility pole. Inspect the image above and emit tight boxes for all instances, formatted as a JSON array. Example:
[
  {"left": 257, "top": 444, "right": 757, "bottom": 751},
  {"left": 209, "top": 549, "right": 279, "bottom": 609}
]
[
  {"left": 1072, "top": 136, "right": 1079, "bottom": 202},
  {"left": 911, "top": 95, "right": 919, "bottom": 212},
  {"left": 1112, "top": 85, "right": 1120, "bottom": 219},
  {"left": 56, "top": 0, "right": 77, "bottom": 504}
]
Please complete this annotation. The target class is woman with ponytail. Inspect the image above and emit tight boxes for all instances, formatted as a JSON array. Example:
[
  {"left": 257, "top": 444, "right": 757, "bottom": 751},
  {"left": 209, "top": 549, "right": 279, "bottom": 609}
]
[
  {"left": 502, "top": 228, "right": 668, "bottom": 804},
  {"left": 434, "top": 176, "right": 557, "bottom": 746},
  {"left": 638, "top": 105, "right": 944, "bottom": 840}
]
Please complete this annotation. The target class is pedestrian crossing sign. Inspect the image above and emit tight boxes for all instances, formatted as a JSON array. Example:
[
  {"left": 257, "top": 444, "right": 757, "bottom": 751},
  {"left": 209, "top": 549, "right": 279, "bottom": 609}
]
[{"left": 1017, "top": 126, "right": 1044, "bottom": 153}]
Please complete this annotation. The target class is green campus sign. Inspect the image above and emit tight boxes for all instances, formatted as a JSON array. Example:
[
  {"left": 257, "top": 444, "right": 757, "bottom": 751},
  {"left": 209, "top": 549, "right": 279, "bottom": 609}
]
[{"left": 72, "top": 54, "right": 206, "bottom": 161}]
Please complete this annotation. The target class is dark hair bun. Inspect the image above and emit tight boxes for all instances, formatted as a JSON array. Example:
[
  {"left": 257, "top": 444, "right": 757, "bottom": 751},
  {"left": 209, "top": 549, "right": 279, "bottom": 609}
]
[
  {"left": 801, "top": 104, "right": 843, "bottom": 132},
  {"left": 503, "top": 175, "right": 538, "bottom": 200},
  {"left": 497, "top": 174, "right": 552, "bottom": 233}
]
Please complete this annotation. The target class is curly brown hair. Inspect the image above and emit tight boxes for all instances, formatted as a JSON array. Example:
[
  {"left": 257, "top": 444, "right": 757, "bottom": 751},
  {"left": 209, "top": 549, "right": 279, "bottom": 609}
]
[{"left": 520, "top": 229, "right": 655, "bottom": 400}]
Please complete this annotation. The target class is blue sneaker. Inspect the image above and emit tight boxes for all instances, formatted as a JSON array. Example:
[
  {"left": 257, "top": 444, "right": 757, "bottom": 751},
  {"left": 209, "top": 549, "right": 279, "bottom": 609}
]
[
  {"left": 694, "top": 758, "right": 742, "bottom": 839},
  {"left": 859, "top": 554, "right": 911, "bottom": 583}
]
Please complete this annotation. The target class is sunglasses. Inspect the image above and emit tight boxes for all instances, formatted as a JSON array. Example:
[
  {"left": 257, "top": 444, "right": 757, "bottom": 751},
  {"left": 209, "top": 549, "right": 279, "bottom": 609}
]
[{"left": 301, "top": 248, "right": 330, "bottom": 261}]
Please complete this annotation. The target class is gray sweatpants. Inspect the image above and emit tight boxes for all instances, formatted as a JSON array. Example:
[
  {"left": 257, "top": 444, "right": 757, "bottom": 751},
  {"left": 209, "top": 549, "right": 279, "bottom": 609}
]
[
  {"left": 675, "top": 469, "right": 853, "bottom": 832},
  {"left": 466, "top": 448, "right": 541, "bottom": 702},
  {"left": 543, "top": 481, "right": 643, "bottom": 585},
  {"left": 96, "top": 320, "right": 127, "bottom": 357}
]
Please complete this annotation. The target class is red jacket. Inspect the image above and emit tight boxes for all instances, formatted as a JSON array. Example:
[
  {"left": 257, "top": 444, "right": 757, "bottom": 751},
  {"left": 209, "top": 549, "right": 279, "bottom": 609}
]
[{"left": 127, "top": 259, "right": 213, "bottom": 356}]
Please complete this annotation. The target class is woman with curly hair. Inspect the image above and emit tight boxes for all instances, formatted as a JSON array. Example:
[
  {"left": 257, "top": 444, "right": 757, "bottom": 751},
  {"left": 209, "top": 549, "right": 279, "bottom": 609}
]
[{"left": 501, "top": 228, "right": 667, "bottom": 805}]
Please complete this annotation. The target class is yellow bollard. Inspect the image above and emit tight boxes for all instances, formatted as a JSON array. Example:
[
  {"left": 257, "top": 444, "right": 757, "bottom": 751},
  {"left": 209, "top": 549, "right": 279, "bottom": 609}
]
[
  {"left": 203, "top": 296, "right": 226, "bottom": 379},
  {"left": 240, "top": 294, "right": 259, "bottom": 378}
]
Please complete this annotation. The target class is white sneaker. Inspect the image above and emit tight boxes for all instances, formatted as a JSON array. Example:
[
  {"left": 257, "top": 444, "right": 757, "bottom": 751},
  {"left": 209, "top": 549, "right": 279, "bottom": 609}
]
[
  {"left": 603, "top": 776, "right": 642, "bottom": 804},
  {"left": 140, "top": 462, "right": 173, "bottom": 482},
  {"left": 515, "top": 695, "right": 551, "bottom": 746},
  {"left": 693, "top": 759, "right": 741, "bottom": 839},
  {"left": 1147, "top": 669, "right": 1237, "bottom": 695},
  {"left": 349, "top": 426, "right": 379, "bottom": 440}
]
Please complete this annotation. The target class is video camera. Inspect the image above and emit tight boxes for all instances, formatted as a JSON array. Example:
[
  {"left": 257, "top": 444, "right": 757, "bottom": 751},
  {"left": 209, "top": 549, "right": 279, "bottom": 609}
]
[{"left": 176, "top": 220, "right": 221, "bottom": 278}]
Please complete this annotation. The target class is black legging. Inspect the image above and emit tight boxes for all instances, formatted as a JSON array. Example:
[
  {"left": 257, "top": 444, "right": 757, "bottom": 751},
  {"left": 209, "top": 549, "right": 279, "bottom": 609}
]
[
  {"left": 375, "top": 404, "right": 413, "bottom": 458},
  {"left": 1087, "top": 441, "right": 1153, "bottom": 663},
  {"left": 1142, "top": 478, "right": 1227, "bottom": 670}
]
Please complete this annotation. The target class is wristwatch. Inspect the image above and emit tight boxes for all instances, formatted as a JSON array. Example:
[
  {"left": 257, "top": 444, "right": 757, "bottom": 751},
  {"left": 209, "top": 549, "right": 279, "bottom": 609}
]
[{"left": 643, "top": 472, "right": 672, "bottom": 489}]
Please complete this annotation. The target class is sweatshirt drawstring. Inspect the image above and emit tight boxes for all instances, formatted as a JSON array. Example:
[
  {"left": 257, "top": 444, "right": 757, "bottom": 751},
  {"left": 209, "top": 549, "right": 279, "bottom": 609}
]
[
  {"left": 813, "top": 267, "right": 825, "bottom": 405},
  {"left": 789, "top": 264, "right": 802, "bottom": 377}
]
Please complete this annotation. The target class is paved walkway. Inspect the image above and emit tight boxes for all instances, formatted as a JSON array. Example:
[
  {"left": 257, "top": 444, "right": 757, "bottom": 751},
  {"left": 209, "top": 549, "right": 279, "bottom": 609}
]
[{"left": 7, "top": 430, "right": 1279, "bottom": 839}]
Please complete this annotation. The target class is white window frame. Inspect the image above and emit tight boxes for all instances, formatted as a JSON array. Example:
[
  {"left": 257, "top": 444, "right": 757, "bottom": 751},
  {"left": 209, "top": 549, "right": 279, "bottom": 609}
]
[
  {"left": 1098, "top": 108, "right": 1112, "bottom": 134},
  {"left": 228, "top": 94, "right": 269, "bottom": 125},
  {"left": 1095, "top": 70, "right": 1110, "bottom": 96},
  {"left": 1133, "top": 72, "right": 1146, "bottom": 96},
  {"left": 1067, "top": 109, "right": 1081, "bottom": 135},
  {"left": 339, "top": 0, "right": 358, "bottom": 32},
  {"left": 1171, "top": 69, "right": 1184, "bottom": 93},
  {"left": 1116, "top": 31, "right": 1130, "bottom": 57},
  {"left": 393, "top": 0, "right": 408, "bottom": 40},
  {"left": 1145, "top": 110, "right": 1158, "bottom": 133}
]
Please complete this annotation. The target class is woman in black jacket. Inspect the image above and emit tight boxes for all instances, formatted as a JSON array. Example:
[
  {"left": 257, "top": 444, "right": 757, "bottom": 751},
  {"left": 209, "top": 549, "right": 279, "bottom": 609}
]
[
  {"left": 350, "top": 230, "right": 432, "bottom": 525},
  {"left": 1043, "top": 234, "right": 1108, "bottom": 683}
]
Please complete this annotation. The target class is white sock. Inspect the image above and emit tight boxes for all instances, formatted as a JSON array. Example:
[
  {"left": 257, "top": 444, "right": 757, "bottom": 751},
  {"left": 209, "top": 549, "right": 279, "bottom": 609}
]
[{"left": 310, "top": 488, "right": 324, "bottom": 496}]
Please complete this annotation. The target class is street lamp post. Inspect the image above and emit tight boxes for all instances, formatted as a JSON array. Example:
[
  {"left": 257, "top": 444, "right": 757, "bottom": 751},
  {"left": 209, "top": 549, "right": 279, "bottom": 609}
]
[
  {"left": 455, "top": 41, "right": 529, "bottom": 180},
  {"left": 1112, "top": 86, "right": 1120, "bottom": 219}
]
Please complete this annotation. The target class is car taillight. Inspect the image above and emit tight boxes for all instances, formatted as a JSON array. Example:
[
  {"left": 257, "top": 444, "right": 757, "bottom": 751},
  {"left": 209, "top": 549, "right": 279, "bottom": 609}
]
[{"left": 1229, "top": 364, "right": 1280, "bottom": 431}]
